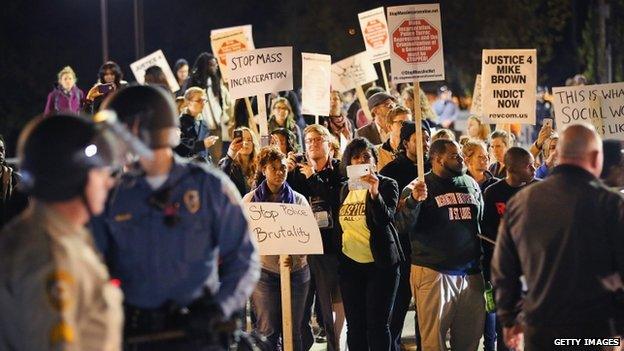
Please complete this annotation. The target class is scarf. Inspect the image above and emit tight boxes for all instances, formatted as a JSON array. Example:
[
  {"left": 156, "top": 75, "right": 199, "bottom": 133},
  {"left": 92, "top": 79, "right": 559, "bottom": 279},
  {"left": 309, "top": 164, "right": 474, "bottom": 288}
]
[
  {"left": 328, "top": 115, "right": 348, "bottom": 136},
  {"left": 252, "top": 179, "right": 296, "bottom": 204}
]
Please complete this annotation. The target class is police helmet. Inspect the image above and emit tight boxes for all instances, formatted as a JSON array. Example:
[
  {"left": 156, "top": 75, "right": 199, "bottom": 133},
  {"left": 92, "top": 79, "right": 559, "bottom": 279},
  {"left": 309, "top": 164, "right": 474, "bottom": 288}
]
[
  {"left": 101, "top": 84, "right": 179, "bottom": 149},
  {"left": 19, "top": 114, "right": 115, "bottom": 202}
]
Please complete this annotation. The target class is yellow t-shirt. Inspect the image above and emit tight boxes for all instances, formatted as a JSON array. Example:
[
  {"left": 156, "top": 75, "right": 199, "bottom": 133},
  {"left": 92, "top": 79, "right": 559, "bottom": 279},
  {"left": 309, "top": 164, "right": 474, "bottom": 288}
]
[{"left": 340, "top": 189, "right": 374, "bottom": 263}]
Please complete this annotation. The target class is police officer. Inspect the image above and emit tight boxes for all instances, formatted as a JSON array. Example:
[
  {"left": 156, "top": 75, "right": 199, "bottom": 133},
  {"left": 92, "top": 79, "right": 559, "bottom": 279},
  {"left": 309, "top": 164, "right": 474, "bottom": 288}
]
[
  {"left": 0, "top": 115, "right": 124, "bottom": 350},
  {"left": 91, "top": 85, "right": 259, "bottom": 350}
]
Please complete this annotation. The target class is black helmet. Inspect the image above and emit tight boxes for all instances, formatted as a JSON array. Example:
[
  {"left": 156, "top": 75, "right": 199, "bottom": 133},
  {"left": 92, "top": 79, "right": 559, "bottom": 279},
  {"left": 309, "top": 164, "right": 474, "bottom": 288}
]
[
  {"left": 101, "top": 84, "right": 179, "bottom": 149},
  {"left": 18, "top": 114, "right": 115, "bottom": 202}
]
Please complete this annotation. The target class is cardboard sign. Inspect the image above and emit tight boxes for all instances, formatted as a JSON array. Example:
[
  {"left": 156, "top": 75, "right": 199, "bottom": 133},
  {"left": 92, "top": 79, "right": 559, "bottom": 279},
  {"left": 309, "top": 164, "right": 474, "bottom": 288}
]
[
  {"left": 226, "top": 47, "right": 293, "bottom": 100},
  {"left": 302, "top": 53, "right": 331, "bottom": 116},
  {"left": 244, "top": 203, "right": 324, "bottom": 255},
  {"left": 470, "top": 74, "right": 482, "bottom": 116},
  {"left": 210, "top": 29, "right": 251, "bottom": 80},
  {"left": 552, "top": 82, "right": 624, "bottom": 139},
  {"left": 331, "top": 52, "right": 378, "bottom": 92},
  {"left": 388, "top": 4, "right": 445, "bottom": 83},
  {"left": 481, "top": 49, "right": 537, "bottom": 124},
  {"left": 210, "top": 25, "right": 255, "bottom": 50},
  {"left": 358, "top": 7, "right": 391, "bottom": 63},
  {"left": 129, "top": 50, "right": 180, "bottom": 92}
]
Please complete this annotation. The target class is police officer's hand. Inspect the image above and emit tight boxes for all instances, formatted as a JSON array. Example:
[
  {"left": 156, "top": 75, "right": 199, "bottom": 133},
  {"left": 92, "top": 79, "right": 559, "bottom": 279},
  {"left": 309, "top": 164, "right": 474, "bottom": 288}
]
[
  {"left": 410, "top": 180, "right": 427, "bottom": 201},
  {"left": 227, "top": 137, "right": 243, "bottom": 158}
]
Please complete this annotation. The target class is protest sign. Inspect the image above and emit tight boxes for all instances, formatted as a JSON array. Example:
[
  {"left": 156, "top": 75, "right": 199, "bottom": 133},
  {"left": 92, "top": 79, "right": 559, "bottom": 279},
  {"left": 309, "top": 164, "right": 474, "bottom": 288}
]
[
  {"left": 210, "top": 24, "right": 255, "bottom": 50},
  {"left": 552, "top": 82, "right": 624, "bottom": 139},
  {"left": 331, "top": 52, "right": 378, "bottom": 92},
  {"left": 481, "top": 49, "right": 537, "bottom": 124},
  {"left": 226, "top": 47, "right": 293, "bottom": 100},
  {"left": 358, "top": 7, "right": 391, "bottom": 63},
  {"left": 244, "top": 202, "right": 324, "bottom": 255},
  {"left": 388, "top": 4, "right": 445, "bottom": 83},
  {"left": 470, "top": 74, "right": 482, "bottom": 116},
  {"left": 210, "top": 29, "right": 251, "bottom": 80},
  {"left": 129, "top": 50, "right": 180, "bottom": 92},
  {"left": 301, "top": 53, "right": 331, "bottom": 117}
]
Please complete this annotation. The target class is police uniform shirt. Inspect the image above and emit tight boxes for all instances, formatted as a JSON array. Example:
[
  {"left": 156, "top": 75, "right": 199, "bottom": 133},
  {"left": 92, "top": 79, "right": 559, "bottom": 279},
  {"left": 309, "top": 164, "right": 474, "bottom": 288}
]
[{"left": 0, "top": 202, "right": 123, "bottom": 350}]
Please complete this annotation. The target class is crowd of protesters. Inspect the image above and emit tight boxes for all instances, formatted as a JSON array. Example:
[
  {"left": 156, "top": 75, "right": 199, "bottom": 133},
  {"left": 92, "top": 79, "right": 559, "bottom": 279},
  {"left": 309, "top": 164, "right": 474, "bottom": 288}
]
[{"left": 0, "top": 50, "right": 621, "bottom": 351}]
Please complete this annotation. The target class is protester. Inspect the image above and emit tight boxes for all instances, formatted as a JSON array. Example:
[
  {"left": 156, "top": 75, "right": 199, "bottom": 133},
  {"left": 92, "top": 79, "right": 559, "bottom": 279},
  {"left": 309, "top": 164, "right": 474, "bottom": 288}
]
[
  {"left": 463, "top": 139, "right": 499, "bottom": 191},
  {"left": 376, "top": 105, "right": 411, "bottom": 170},
  {"left": 0, "top": 135, "right": 28, "bottom": 229},
  {"left": 174, "top": 86, "right": 218, "bottom": 162},
  {"left": 529, "top": 122, "right": 554, "bottom": 158},
  {"left": 488, "top": 130, "right": 513, "bottom": 178},
  {"left": 269, "top": 91, "right": 307, "bottom": 132},
  {"left": 173, "top": 58, "right": 189, "bottom": 94},
  {"left": 338, "top": 137, "right": 403, "bottom": 350},
  {"left": 355, "top": 92, "right": 396, "bottom": 145},
  {"left": 396, "top": 138, "right": 485, "bottom": 351},
  {"left": 84, "top": 61, "right": 127, "bottom": 114},
  {"left": 466, "top": 115, "right": 491, "bottom": 142},
  {"left": 431, "top": 128, "right": 455, "bottom": 142},
  {"left": 324, "top": 90, "right": 354, "bottom": 143},
  {"left": 287, "top": 124, "right": 346, "bottom": 351},
  {"left": 481, "top": 147, "right": 537, "bottom": 351},
  {"left": 268, "top": 97, "right": 303, "bottom": 147},
  {"left": 44, "top": 66, "right": 84, "bottom": 116},
  {"left": 243, "top": 147, "right": 310, "bottom": 351},
  {"left": 601, "top": 139, "right": 624, "bottom": 189},
  {"left": 144, "top": 65, "right": 170, "bottom": 92},
  {"left": 492, "top": 123, "right": 623, "bottom": 350},
  {"left": 270, "top": 128, "right": 299, "bottom": 155},
  {"left": 1, "top": 115, "right": 124, "bottom": 350},
  {"left": 400, "top": 84, "right": 438, "bottom": 124},
  {"left": 348, "top": 85, "right": 384, "bottom": 129},
  {"left": 532, "top": 86, "right": 553, "bottom": 141},
  {"left": 219, "top": 126, "right": 260, "bottom": 197},
  {"left": 432, "top": 85, "right": 458, "bottom": 128},
  {"left": 93, "top": 85, "right": 259, "bottom": 349},
  {"left": 185, "top": 52, "right": 234, "bottom": 161},
  {"left": 534, "top": 133, "right": 559, "bottom": 178}
]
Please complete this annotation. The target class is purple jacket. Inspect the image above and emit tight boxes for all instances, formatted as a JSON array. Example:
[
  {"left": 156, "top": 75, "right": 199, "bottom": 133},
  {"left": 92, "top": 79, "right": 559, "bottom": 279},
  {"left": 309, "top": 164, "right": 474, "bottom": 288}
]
[{"left": 44, "top": 85, "right": 84, "bottom": 116}]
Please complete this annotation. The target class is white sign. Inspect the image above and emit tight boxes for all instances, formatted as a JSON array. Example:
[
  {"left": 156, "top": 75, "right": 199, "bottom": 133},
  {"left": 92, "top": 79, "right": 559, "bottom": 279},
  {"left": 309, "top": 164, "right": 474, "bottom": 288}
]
[
  {"left": 358, "top": 7, "right": 391, "bottom": 63},
  {"left": 481, "top": 49, "right": 537, "bottom": 124},
  {"left": 210, "top": 25, "right": 255, "bottom": 50},
  {"left": 470, "top": 74, "right": 482, "bottom": 116},
  {"left": 388, "top": 3, "right": 445, "bottom": 83},
  {"left": 129, "top": 50, "right": 180, "bottom": 92},
  {"left": 244, "top": 202, "right": 324, "bottom": 255},
  {"left": 302, "top": 53, "right": 331, "bottom": 116},
  {"left": 331, "top": 52, "right": 378, "bottom": 92},
  {"left": 226, "top": 47, "right": 293, "bottom": 100},
  {"left": 552, "top": 82, "right": 624, "bottom": 139},
  {"left": 210, "top": 29, "right": 251, "bottom": 80}
]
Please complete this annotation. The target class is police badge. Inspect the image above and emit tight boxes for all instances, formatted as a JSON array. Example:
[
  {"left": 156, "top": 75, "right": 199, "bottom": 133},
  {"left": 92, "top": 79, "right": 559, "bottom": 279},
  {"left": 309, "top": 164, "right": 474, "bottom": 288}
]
[{"left": 183, "top": 190, "right": 200, "bottom": 214}]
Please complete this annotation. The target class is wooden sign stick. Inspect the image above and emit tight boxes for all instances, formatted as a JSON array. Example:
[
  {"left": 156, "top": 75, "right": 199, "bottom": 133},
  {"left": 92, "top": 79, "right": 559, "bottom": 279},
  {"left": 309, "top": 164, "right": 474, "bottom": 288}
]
[
  {"left": 413, "top": 81, "right": 425, "bottom": 181},
  {"left": 280, "top": 255, "right": 293, "bottom": 351},
  {"left": 244, "top": 97, "right": 259, "bottom": 135},
  {"left": 355, "top": 85, "right": 373, "bottom": 125},
  {"left": 380, "top": 61, "right": 390, "bottom": 92}
]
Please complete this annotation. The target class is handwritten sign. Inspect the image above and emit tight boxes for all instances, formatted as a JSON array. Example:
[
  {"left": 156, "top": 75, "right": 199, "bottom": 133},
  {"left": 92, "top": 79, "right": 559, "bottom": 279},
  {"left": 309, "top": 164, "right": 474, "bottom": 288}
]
[
  {"left": 210, "top": 29, "right": 251, "bottom": 80},
  {"left": 226, "top": 46, "right": 293, "bottom": 100},
  {"left": 481, "top": 49, "right": 537, "bottom": 124},
  {"left": 388, "top": 3, "right": 445, "bottom": 83},
  {"left": 470, "top": 74, "right": 482, "bottom": 116},
  {"left": 358, "top": 7, "right": 391, "bottom": 63},
  {"left": 331, "top": 52, "right": 378, "bottom": 92},
  {"left": 302, "top": 53, "right": 331, "bottom": 116},
  {"left": 244, "top": 203, "right": 324, "bottom": 255},
  {"left": 552, "top": 82, "right": 624, "bottom": 139},
  {"left": 130, "top": 50, "right": 180, "bottom": 92}
]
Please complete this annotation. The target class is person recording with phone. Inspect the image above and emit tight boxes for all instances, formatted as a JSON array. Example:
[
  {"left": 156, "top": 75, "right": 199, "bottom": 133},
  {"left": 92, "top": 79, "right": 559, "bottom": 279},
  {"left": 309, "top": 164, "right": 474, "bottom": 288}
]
[
  {"left": 83, "top": 61, "right": 127, "bottom": 114},
  {"left": 219, "top": 127, "right": 260, "bottom": 197},
  {"left": 338, "top": 137, "right": 403, "bottom": 351}
]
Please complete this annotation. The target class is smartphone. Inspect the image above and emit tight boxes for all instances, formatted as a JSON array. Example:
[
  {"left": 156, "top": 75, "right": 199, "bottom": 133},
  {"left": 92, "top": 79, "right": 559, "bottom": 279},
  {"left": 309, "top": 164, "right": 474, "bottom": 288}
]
[
  {"left": 346, "top": 164, "right": 371, "bottom": 179},
  {"left": 294, "top": 154, "right": 306, "bottom": 163},
  {"left": 233, "top": 130, "right": 243, "bottom": 139},
  {"left": 98, "top": 83, "right": 114, "bottom": 94},
  {"left": 543, "top": 118, "right": 553, "bottom": 128}
]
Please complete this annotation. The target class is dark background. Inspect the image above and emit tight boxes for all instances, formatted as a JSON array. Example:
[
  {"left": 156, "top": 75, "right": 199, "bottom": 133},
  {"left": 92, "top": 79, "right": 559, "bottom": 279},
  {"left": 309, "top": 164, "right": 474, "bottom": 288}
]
[{"left": 1, "top": 0, "right": 622, "bottom": 156}]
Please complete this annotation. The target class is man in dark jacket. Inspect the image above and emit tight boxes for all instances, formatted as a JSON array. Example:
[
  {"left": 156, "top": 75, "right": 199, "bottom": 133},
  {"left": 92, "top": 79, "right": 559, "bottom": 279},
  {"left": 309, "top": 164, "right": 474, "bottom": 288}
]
[
  {"left": 355, "top": 92, "right": 396, "bottom": 145},
  {"left": 396, "top": 139, "right": 485, "bottom": 350},
  {"left": 492, "top": 123, "right": 624, "bottom": 350}
]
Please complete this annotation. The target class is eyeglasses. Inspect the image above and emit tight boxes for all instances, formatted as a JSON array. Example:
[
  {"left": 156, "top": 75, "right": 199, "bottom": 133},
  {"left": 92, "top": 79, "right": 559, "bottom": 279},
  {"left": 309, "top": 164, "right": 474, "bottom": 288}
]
[{"left": 305, "top": 137, "right": 326, "bottom": 145}]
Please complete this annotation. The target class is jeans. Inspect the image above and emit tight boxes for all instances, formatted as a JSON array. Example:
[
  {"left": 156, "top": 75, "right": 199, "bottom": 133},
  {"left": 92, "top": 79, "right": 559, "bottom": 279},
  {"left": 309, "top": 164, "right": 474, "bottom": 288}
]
[
  {"left": 339, "top": 254, "right": 399, "bottom": 351},
  {"left": 251, "top": 267, "right": 310, "bottom": 351},
  {"left": 484, "top": 312, "right": 497, "bottom": 351}
]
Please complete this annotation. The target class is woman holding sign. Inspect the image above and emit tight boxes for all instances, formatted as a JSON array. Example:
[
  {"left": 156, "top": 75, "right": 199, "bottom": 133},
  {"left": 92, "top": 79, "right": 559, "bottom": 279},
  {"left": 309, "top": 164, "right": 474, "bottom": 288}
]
[
  {"left": 242, "top": 146, "right": 311, "bottom": 351},
  {"left": 338, "top": 137, "right": 403, "bottom": 351}
]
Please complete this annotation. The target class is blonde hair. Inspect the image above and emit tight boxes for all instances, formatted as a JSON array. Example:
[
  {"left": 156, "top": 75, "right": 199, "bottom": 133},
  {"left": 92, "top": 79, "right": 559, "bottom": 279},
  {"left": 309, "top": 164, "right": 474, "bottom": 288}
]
[
  {"left": 303, "top": 124, "right": 332, "bottom": 139},
  {"left": 467, "top": 115, "right": 491, "bottom": 141},
  {"left": 385, "top": 105, "right": 411, "bottom": 124},
  {"left": 183, "top": 86, "right": 207, "bottom": 101},
  {"left": 57, "top": 66, "right": 77, "bottom": 82},
  {"left": 462, "top": 139, "right": 488, "bottom": 159}
]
